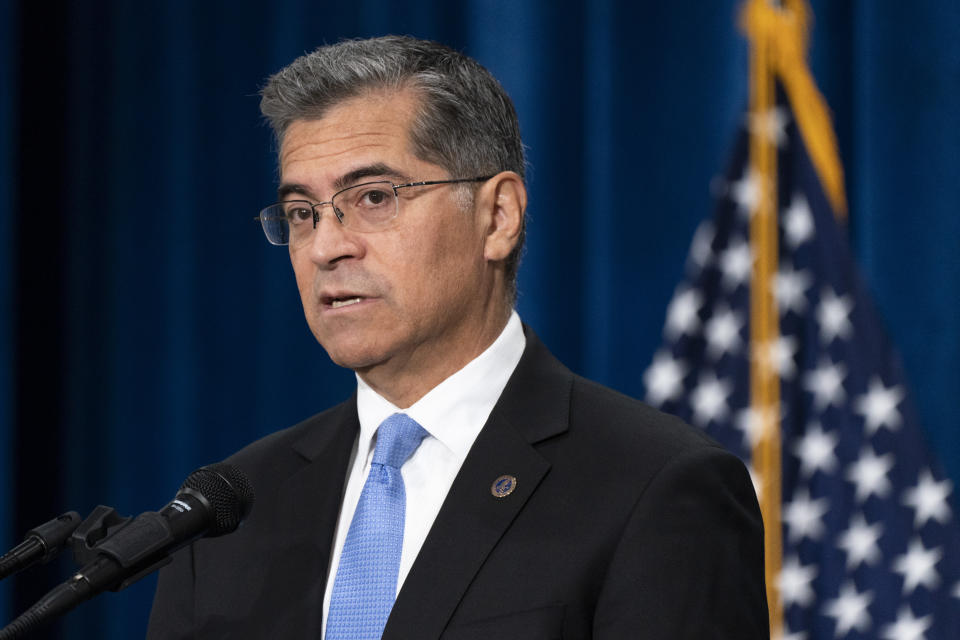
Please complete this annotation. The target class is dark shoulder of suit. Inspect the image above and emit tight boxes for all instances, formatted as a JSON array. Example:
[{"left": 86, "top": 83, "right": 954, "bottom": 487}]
[{"left": 146, "top": 328, "right": 769, "bottom": 640}]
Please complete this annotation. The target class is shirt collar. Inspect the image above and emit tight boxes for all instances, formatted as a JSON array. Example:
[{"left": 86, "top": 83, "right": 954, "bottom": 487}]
[{"left": 355, "top": 310, "right": 526, "bottom": 462}]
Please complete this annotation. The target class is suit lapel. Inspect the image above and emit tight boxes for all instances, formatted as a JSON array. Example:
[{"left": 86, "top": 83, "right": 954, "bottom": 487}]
[
  {"left": 282, "top": 396, "right": 359, "bottom": 530},
  {"left": 271, "top": 397, "right": 359, "bottom": 633},
  {"left": 384, "top": 330, "right": 573, "bottom": 640}
]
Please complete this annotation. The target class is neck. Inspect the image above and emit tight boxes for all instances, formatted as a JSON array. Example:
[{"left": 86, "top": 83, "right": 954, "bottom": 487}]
[{"left": 357, "top": 304, "right": 512, "bottom": 408}]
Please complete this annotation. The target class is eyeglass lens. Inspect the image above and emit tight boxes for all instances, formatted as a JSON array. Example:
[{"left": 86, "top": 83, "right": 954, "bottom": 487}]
[{"left": 259, "top": 181, "right": 400, "bottom": 246}]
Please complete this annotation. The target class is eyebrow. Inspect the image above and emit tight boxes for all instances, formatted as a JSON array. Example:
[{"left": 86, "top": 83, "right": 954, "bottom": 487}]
[
  {"left": 276, "top": 183, "right": 314, "bottom": 201},
  {"left": 276, "top": 163, "right": 412, "bottom": 201},
  {"left": 334, "top": 163, "right": 411, "bottom": 191}
]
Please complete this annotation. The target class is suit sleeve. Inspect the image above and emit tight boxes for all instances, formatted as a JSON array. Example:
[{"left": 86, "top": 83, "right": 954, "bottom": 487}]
[
  {"left": 592, "top": 444, "right": 769, "bottom": 639},
  {"left": 145, "top": 544, "right": 196, "bottom": 639}
]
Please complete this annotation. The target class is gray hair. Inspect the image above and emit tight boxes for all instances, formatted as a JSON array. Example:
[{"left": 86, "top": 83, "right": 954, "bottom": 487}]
[{"left": 260, "top": 36, "right": 526, "bottom": 300}]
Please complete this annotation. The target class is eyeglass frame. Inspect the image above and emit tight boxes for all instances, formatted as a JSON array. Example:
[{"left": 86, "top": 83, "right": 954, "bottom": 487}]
[{"left": 257, "top": 175, "right": 494, "bottom": 245}]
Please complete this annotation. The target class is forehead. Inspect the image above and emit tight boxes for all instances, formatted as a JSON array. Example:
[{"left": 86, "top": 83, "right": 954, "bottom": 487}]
[{"left": 279, "top": 90, "right": 422, "bottom": 188}]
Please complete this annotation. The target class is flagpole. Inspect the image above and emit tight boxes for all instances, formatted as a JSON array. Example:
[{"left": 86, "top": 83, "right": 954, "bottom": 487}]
[
  {"left": 742, "top": 0, "right": 784, "bottom": 636},
  {"left": 741, "top": 0, "right": 852, "bottom": 635}
]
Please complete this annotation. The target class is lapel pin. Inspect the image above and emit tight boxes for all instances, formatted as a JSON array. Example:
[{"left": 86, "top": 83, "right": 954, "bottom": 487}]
[{"left": 491, "top": 474, "right": 517, "bottom": 498}]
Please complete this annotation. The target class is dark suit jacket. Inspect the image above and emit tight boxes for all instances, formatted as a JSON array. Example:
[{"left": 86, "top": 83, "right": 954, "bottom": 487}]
[{"left": 147, "top": 329, "right": 768, "bottom": 639}]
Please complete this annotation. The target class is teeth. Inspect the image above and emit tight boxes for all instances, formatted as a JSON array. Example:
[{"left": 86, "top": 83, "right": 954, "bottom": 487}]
[{"left": 331, "top": 297, "right": 362, "bottom": 309}]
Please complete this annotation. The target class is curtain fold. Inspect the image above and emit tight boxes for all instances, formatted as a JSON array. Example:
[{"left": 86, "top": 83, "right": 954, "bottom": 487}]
[
  {"left": 2, "top": 1, "right": 958, "bottom": 637},
  {"left": 0, "top": 0, "right": 19, "bottom": 625}
]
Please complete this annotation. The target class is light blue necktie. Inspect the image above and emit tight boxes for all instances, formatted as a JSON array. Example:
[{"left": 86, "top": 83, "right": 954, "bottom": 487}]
[{"left": 325, "top": 413, "right": 428, "bottom": 640}]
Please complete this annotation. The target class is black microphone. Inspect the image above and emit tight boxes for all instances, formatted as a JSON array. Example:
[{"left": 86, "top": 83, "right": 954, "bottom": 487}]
[
  {"left": 0, "top": 512, "right": 82, "bottom": 581},
  {"left": 0, "top": 463, "right": 253, "bottom": 639}
]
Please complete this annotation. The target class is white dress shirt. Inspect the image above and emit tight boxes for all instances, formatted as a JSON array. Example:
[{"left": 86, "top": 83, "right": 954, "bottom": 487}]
[{"left": 320, "top": 311, "right": 526, "bottom": 636}]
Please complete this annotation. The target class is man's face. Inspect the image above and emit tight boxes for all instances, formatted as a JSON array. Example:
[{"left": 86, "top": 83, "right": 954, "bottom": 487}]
[{"left": 279, "top": 90, "right": 500, "bottom": 399}]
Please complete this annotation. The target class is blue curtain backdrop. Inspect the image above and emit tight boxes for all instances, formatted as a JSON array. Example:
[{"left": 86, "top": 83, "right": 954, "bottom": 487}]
[{"left": 1, "top": 1, "right": 958, "bottom": 637}]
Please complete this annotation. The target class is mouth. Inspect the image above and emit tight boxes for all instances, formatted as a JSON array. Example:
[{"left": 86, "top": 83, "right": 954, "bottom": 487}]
[
  {"left": 329, "top": 296, "right": 363, "bottom": 309},
  {"left": 321, "top": 294, "right": 368, "bottom": 310}
]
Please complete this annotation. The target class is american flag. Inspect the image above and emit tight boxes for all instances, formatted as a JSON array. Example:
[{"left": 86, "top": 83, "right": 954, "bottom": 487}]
[{"left": 643, "top": 87, "right": 960, "bottom": 639}]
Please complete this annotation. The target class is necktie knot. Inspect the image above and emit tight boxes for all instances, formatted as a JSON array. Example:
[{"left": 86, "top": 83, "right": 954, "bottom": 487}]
[{"left": 372, "top": 413, "right": 428, "bottom": 469}]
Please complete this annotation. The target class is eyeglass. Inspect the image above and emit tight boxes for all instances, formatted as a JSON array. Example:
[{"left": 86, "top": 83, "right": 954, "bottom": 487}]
[{"left": 258, "top": 176, "right": 493, "bottom": 247}]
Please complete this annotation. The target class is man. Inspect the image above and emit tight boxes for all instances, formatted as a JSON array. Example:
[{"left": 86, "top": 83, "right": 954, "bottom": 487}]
[{"left": 148, "top": 36, "right": 768, "bottom": 639}]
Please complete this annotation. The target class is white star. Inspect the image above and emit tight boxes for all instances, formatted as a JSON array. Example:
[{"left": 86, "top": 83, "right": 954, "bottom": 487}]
[
  {"left": 953, "top": 580, "right": 960, "bottom": 599},
  {"left": 893, "top": 538, "right": 942, "bottom": 594},
  {"left": 778, "top": 555, "right": 817, "bottom": 608},
  {"left": 783, "top": 193, "right": 814, "bottom": 248},
  {"left": 749, "top": 106, "right": 789, "bottom": 147},
  {"left": 902, "top": 469, "right": 953, "bottom": 528},
  {"left": 688, "top": 221, "right": 715, "bottom": 270},
  {"left": 690, "top": 372, "right": 732, "bottom": 427},
  {"left": 704, "top": 306, "right": 744, "bottom": 359},
  {"left": 803, "top": 358, "right": 847, "bottom": 411},
  {"left": 774, "top": 264, "right": 812, "bottom": 315},
  {"left": 783, "top": 488, "right": 829, "bottom": 543},
  {"left": 837, "top": 513, "right": 883, "bottom": 569},
  {"left": 846, "top": 446, "right": 895, "bottom": 502},
  {"left": 817, "top": 287, "right": 854, "bottom": 343},
  {"left": 880, "top": 605, "right": 932, "bottom": 640},
  {"left": 778, "top": 630, "right": 807, "bottom": 640},
  {"left": 731, "top": 169, "right": 763, "bottom": 217},
  {"left": 793, "top": 422, "right": 838, "bottom": 477},
  {"left": 823, "top": 581, "right": 873, "bottom": 636},
  {"left": 854, "top": 376, "right": 905, "bottom": 435},
  {"left": 720, "top": 239, "right": 753, "bottom": 290},
  {"left": 643, "top": 351, "right": 687, "bottom": 406},
  {"left": 735, "top": 406, "right": 778, "bottom": 449},
  {"left": 665, "top": 287, "right": 702, "bottom": 339},
  {"left": 753, "top": 335, "right": 798, "bottom": 381}
]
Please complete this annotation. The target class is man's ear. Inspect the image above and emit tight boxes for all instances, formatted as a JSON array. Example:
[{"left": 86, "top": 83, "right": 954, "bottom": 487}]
[{"left": 480, "top": 171, "right": 526, "bottom": 262}]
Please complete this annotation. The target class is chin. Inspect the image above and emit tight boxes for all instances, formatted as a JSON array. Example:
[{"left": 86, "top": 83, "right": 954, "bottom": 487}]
[
  {"left": 316, "top": 334, "right": 389, "bottom": 372},
  {"left": 326, "top": 351, "right": 378, "bottom": 371}
]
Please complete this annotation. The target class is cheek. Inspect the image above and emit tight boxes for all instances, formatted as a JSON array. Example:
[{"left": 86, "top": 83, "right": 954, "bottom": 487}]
[
  {"left": 416, "top": 229, "right": 484, "bottom": 301},
  {"left": 290, "top": 254, "right": 317, "bottom": 307}
]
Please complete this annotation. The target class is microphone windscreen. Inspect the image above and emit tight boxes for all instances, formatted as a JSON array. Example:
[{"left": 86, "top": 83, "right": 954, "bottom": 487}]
[{"left": 179, "top": 464, "right": 254, "bottom": 536}]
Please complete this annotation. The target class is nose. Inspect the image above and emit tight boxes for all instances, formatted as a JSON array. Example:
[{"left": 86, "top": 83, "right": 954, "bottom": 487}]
[{"left": 302, "top": 202, "right": 364, "bottom": 267}]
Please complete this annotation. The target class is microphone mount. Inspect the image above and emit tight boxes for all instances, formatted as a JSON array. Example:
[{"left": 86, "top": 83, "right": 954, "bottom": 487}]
[{"left": 67, "top": 505, "right": 175, "bottom": 591}]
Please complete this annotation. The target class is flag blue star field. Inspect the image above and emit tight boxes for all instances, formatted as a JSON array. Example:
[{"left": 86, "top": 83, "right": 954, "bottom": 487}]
[{"left": 643, "top": 90, "right": 960, "bottom": 639}]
